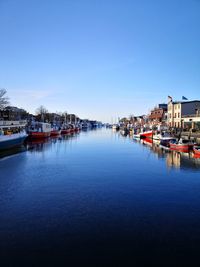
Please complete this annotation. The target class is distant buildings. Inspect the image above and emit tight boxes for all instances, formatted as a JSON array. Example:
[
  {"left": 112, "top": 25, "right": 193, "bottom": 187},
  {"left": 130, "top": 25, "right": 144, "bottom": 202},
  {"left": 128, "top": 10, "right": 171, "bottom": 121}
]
[{"left": 141, "top": 97, "right": 200, "bottom": 131}]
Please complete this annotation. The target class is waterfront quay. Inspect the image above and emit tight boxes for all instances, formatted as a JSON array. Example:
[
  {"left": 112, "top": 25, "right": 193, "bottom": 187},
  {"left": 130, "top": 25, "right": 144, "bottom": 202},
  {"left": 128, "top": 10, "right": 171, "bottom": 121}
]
[{"left": 0, "top": 128, "right": 200, "bottom": 266}]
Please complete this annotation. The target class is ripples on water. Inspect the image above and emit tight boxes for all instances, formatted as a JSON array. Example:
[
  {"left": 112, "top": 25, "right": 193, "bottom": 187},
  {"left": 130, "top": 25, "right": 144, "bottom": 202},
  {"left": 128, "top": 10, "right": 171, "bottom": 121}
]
[{"left": 0, "top": 129, "right": 200, "bottom": 266}]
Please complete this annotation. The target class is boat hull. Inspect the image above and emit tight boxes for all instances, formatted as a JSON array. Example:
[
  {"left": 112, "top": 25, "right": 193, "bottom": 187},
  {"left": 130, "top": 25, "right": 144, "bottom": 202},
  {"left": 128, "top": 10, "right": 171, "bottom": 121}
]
[
  {"left": 50, "top": 130, "right": 61, "bottom": 136},
  {"left": 61, "top": 129, "right": 71, "bottom": 134},
  {"left": 140, "top": 131, "right": 153, "bottom": 139},
  {"left": 193, "top": 146, "right": 200, "bottom": 156},
  {"left": 28, "top": 132, "right": 50, "bottom": 139},
  {"left": 160, "top": 138, "right": 176, "bottom": 148},
  {"left": 0, "top": 134, "right": 27, "bottom": 151}
]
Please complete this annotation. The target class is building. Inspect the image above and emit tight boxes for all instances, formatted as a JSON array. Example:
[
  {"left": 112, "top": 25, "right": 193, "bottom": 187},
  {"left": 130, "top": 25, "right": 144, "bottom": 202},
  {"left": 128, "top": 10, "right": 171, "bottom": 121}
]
[
  {"left": 148, "top": 104, "right": 168, "bottom": 127},
  {"left": 168, "top": 99, "right": 200, "bottom": 129},
  {"left": 0, "top": 106, "right": 28, "bottom": 121}
]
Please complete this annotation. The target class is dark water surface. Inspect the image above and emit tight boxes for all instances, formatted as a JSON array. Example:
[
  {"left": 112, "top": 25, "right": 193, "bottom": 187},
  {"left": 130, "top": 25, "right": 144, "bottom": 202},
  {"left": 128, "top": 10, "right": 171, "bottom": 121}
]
[{"left": 1, "top": 129, "right": 200, "bottom": 266}]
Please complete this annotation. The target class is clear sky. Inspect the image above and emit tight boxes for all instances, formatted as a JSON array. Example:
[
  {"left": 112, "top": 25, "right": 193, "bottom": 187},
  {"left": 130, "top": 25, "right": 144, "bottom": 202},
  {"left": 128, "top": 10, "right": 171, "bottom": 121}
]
[{"left": 0, "top": 0, "right": 199, "bottom": 122}]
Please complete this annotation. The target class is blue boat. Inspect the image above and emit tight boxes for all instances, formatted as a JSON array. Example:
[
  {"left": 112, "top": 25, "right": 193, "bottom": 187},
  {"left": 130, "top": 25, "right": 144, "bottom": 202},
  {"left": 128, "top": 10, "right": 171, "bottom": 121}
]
[
  {"left": 0, "top": 132, "right": 28, "bottom": 151},
  {"left": 0, "top": 121, "right": 28, "bottom": 151}
]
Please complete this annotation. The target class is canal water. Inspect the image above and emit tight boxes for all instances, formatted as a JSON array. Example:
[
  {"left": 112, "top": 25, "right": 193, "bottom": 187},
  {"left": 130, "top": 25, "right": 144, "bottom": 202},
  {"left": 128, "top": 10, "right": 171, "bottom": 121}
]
[{"left": 0, "top": 129, "right": 200, "bottom": 266}]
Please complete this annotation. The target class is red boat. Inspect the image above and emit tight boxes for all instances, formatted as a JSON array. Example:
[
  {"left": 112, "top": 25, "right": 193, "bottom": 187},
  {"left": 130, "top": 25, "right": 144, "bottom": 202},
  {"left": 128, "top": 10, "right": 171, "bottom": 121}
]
[
  {"left": 193, "top": 146, "right": 200, "bottom": 156},
  {"left": 170, "top": 139, "right": 194, "bottom": 153},
  {"left": 140, "top": 130, "right": 153, "bottom": 139},
  {"left": 29, "top": 132, "right": 50, "bottom": 139},
  {"left": 50, "top": 130, "right": 61, "bottom": 136},
  {"left": 142, "top": 138, "right": 153, "bottom": 147},
  {"left": 61, "top": 129, "right": 71, "bottom": 134},
  {"left": 74, "top": 127, "right": 80, "bottom": 132},
  {"left": 28, "top": 122, "right": 51, "bottom": 139}
]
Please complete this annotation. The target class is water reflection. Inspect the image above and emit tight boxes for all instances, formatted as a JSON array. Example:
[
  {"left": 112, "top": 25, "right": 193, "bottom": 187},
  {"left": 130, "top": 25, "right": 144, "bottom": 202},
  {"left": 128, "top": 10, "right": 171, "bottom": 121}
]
[
  {"left": 135, "top": 137, "right": 200, "bottom": 170},
  {"left": 0, "top": 146, "right": 27, "bottom": 159},
  {"left": 0, "top": 132, "right": 81, "bottom": 159},
  {"left": 26, "top": 132, "right": 80, "bottom": 153}
]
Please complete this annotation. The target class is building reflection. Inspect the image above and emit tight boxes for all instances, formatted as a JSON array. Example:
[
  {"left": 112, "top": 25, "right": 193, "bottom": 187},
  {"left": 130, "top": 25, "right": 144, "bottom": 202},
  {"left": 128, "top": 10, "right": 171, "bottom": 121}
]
[
  {"left": 140, "top": 139, "right": 200, "bottom": 170},
  {"left": 166, "top": 151, "right": 181, "bottom": 169}
]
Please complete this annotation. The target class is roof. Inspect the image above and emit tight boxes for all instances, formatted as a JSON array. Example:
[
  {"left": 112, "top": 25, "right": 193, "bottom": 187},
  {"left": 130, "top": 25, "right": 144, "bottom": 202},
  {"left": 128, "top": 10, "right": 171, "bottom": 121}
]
[{"left": 171, "top": 100, "right": 200, "bottom": 105}]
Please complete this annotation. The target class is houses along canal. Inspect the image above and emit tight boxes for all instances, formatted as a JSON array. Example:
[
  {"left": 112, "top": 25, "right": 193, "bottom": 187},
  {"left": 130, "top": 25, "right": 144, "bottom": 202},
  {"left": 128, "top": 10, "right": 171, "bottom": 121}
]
[{"left": 0, "top": 128, "right": 200, "bottom": 266}]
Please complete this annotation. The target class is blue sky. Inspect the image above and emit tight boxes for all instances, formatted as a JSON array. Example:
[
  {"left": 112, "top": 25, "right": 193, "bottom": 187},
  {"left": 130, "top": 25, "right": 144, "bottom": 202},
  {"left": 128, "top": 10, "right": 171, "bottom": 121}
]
[{"left": 0, "top": 0, "right": 199, "bottom": 122}]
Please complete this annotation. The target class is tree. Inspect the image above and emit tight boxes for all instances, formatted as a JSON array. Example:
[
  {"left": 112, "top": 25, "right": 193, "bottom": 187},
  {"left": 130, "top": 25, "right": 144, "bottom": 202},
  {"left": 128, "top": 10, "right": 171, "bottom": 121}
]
[
  {"left": 0, "top": 88, "right": 9, "bottom": 109},
  {"left": 35, "top": 105, "right": 48, "bottom": 115},
  {"left": 35, "top": 105, "right": 48, "bottom": 122}
]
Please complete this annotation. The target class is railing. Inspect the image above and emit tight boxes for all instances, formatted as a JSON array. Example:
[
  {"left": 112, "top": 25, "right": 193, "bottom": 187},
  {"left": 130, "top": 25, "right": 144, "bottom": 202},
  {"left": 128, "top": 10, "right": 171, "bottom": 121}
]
[
  {"left": 182, "top": 114, "right": 200, "bottom": 118},
  {"left": 0, "top": 120, "right": 27, "bottom": 127}
]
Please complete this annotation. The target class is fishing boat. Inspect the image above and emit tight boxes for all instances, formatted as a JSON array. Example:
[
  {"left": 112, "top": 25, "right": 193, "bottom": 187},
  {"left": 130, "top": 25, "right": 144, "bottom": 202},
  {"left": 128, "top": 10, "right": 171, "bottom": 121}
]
[
  {"left": 159, "top": 132, "right": 176, "bottom": 147},
  {"left": 61, "top": 128, "right": 71, "bottom": 134},
  {"left": 170, "top": 139, "right": 194, "bottom": 153},
  {"left": 28, "top": 122, "right": 51, "bottom": 139},
  {"left": 0, "top": 121, "right": 27, "bottom": 151},
  {"left": 193, "top": 146, "right": 200, "bottom": 156},
  {"left": 140, "top": 130, "right": 153, "bottom": 139},
  {"left": 50, "top": 129, "right": 61, "bottom": 137},
  {"left": 81, "top": 121, "right": 90, "bottom": 130},
  {"left": 0, "top": 132, "right": 27, "bottom": 151}
]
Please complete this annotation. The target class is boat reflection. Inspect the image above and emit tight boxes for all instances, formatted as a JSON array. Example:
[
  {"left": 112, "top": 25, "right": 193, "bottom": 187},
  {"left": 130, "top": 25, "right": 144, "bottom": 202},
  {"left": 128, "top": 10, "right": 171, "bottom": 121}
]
[
  {"left": 26, "top": 132, "right": 80, "bottom": 153},
  {"left": 0, "top": 146, "right": 27, "bottom": 159},
  {"left": 137, "top": 138, "right": 200, "bottom": 170}
]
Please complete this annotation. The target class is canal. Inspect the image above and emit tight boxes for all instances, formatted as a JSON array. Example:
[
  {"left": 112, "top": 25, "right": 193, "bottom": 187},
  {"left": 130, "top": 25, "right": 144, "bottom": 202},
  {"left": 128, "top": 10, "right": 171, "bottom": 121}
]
[{"left": 0, "top": 128, "right": 200, "bottom": 266}]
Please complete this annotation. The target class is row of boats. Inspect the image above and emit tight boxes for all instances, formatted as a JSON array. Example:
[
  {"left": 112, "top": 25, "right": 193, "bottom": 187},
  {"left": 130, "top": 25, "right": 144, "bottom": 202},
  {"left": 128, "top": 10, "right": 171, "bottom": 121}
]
[
  {"left": 119, "top": 128, "right": 200, "bottom": 155},
  {"left": 0, "top": 121, "right": 96, "bottom": 151}
]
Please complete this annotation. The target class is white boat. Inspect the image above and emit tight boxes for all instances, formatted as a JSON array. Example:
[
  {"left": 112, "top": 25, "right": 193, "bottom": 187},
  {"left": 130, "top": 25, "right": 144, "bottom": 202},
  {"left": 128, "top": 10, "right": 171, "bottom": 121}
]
[{"left": 28, "top": 122, "right": 51, "bottom": 138}]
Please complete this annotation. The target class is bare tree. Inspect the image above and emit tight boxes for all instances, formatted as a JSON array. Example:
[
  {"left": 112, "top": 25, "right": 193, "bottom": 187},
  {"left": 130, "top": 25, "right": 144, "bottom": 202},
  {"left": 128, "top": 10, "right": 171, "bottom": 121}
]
[
  {"left": 35, "top": 105, "right": 48, "bottom": 122},
  {"left": 36, "top": 105, "right": 48, "bottom": 115},
  {"left": 0, "top": 88, "right": 9, "bottom": 109}
]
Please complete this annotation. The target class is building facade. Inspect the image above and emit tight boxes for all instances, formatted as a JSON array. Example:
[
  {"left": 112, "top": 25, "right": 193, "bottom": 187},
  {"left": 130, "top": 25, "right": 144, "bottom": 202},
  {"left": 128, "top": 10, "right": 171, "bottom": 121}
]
[
  {"left": 148, "top": 104, "right": 168, "bottom": 127},
  {"left": 168, "top": 100, "right": 200, "bottom": 129}
]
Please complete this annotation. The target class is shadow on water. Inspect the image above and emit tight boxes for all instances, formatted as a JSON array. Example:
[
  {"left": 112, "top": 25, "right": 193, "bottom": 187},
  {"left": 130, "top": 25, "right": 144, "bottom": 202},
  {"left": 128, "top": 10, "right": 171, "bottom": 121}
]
[{"left": 0, "top": 146, "right": 27, "bottom": 159}]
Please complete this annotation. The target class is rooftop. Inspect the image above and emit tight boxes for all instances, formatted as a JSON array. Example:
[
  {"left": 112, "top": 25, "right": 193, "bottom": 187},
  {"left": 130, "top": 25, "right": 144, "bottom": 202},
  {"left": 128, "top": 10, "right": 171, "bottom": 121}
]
[{"left": 171, "top": 100, "right": 200, "bottom": 105}]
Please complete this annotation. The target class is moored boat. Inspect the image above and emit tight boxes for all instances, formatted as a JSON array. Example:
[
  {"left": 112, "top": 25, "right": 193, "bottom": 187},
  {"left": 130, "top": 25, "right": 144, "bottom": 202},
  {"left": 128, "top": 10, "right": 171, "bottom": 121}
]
[
  {"left": 50, "top": 129, "right": 61, "bottom": 136},
  {"left": 140, "top": 130, "right": 153, "bottom": 139},
  {"left": 28, "top": 122, "right": 51, "bottom": 139},
  {"left": 159, "top": 132, "right": 176, "bottom": 147},
  {"left": 61, "top": 128, "right": 71, "bottom": 134},
  {"left": 193, "top": 146, "right": 200, "bottom": 156},
  {"left": 0, "top": 132, "right": 27, "bottom": 151},
  {"left": 0, "top": 121, "right": 27, "bottom": 151},
  {"left": 160, "top": 136, "right": 176, "bottom": 147},
  {"left": 170, "top": 139, "right": 194, "bottom": 153}
]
